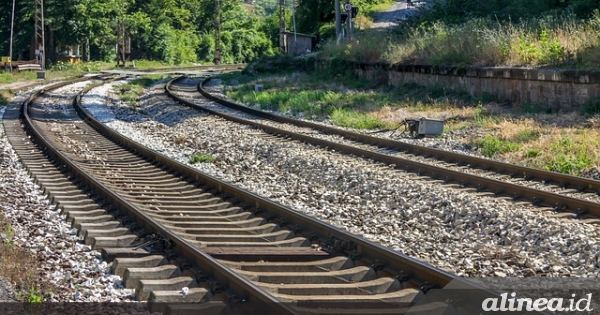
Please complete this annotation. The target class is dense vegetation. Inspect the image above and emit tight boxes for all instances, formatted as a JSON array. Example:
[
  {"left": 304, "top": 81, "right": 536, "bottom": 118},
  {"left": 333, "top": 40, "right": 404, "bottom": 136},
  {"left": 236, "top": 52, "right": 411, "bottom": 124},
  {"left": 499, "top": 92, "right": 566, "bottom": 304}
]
[
  {"left": 2, "top": 0, "right": 600, "bottom": 68},
  {"left": 322, "top": 0, "right": 600, "bottom": 68},
  {"left": 0, "top": 0, "right": 289, "bottom": 65}
]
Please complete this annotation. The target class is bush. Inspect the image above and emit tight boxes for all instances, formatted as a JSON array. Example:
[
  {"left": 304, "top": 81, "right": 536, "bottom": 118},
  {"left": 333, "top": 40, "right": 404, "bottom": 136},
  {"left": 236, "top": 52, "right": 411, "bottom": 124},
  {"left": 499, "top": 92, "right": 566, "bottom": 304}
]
[{"left": 189, "top": 153, "right": 215, "bottom": 164}]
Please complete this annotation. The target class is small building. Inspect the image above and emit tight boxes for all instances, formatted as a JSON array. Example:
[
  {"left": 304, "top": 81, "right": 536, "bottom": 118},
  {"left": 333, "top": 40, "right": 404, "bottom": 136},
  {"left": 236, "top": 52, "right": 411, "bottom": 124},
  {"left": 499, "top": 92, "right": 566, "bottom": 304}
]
[
  {"left": 56, "top": 45, "right": 82, "bottom": 64},
  {"left": 282, "top": 31, "right": 315, "bottom": 56}
]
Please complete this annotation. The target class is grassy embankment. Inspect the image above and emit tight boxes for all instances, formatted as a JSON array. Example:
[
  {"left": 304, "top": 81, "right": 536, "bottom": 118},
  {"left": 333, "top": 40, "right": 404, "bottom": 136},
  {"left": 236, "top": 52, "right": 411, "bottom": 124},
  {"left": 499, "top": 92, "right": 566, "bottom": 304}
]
[
  {"left": 221, "top": 67, "right": 599, "bottom": 175},
  {"left": 218, "top": 2, "right": 600, "bottom": 175}
]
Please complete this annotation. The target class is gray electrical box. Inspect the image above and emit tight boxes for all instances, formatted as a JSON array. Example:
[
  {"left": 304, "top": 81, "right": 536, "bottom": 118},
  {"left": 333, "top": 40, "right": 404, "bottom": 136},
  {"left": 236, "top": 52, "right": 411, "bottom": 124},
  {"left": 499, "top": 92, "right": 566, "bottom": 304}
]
[{"left": 417, "top": 118, "right": 444, "bottom": 136}]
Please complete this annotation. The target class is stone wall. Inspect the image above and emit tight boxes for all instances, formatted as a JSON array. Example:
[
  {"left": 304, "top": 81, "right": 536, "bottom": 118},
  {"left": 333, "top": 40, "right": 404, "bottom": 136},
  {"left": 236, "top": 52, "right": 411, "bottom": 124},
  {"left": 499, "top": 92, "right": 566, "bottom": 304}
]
[{"left": 353, "top": 63, "right": 600, "bottom": 111}]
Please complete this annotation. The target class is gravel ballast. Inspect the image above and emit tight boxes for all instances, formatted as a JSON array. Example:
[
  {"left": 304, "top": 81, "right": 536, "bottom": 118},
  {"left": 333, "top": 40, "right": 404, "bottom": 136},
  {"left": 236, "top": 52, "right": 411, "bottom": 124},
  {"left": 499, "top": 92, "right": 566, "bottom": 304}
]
[
  {"left": 79, "top": 79, "right": 600, "bottom": 279},
  {"left": 1, "top": 88, "right": 151, "bottom": 312}
]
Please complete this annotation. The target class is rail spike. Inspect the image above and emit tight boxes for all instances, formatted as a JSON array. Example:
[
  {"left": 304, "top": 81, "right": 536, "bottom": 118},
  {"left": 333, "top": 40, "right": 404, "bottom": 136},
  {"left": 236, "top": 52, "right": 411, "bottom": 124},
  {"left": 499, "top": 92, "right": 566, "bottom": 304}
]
[
  {"left": 194, "top": 271, "right": 209, "bottom": 283},
  {"left": 210, "top": 281, "right": 224, "bottom": 295},
  {"left": 349, "top": 250, "right": 362, "bottom": 261},
  {"left": 371, "top": 260, "right": 385, "bottom": 271},
  {"left": 395, "top": 270, "right": 412, "bottom": 282}
]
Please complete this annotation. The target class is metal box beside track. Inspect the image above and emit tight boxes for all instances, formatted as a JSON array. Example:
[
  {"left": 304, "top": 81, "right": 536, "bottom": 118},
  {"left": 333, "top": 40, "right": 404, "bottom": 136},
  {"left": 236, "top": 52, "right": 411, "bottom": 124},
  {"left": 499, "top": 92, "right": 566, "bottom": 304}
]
[{"left": 417, "top": 118, "right": 444, "bottom": 136}]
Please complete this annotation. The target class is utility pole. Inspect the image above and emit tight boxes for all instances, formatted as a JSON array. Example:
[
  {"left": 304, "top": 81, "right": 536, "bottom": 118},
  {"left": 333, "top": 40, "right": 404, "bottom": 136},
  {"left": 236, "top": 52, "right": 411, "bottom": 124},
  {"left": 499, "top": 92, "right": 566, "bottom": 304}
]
[
  {"left": 335, "top": 0, "right": 342, "bottom": 44},
  {"left": 34, "top": 0, "right": 45, "bottom": 71},
  {"left": 214, "top": 0, "right": 221, "bottom": 64},
  {"left": 121, "top": 15, "right": 126, "bottom": 67},
  {"left": 116, "top": 2, "right": 127, "bottom": 67},
  {"left": 9, "top": 0, "right": 16, "bottom": 72},
  {"left": 279, "top": 0, "right": 286, "bottom": 53}
]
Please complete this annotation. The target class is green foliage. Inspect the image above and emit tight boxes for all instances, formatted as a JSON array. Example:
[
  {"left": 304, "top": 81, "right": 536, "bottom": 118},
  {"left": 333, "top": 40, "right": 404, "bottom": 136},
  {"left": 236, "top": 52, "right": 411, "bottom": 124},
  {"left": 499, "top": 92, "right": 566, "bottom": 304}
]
[
  {"left": 0, "top": 0, "right": 277, "bottom": 66},
  {"left": 473, "top": 104, "right": 498, "bottom": 127},
  {"left": 0, "top": 72, "right": 38, "bottom": 85},
  {"left": 330, "top": 108, "right": 386, "bottom": 129},
  {"left": 295, "top": 0, "right": 391, "bottom": 36},
  {"left": 523, "top": 148, "right": 542, "bottom": 158},
  {"left": 318, "top": 23, "right": 337, "bottom": 41},
  {"left": 3, "top": 224, "right": 13, "bottom": 245},
  {"left": 49, "top": 61, "right": 109, "bottom": 72},
  {"left": 27, "top": 287, "right": 43, "bottom": 303},
  {"left": 512, "top": 130, "right": 541, "bottom": 143},
  {"left": 156, "top": 26, "right": 199, "bottom": 65},
  {"left": 115, "top": 76, "right": 163, "bottom": 108},
  {"left": 189, "top": 153, "right": 215, "bottom": 164},
  {"left": 514, "top": 29, "right": 566, "bottom": 66},
  {"left": 476, "top": 136, "right": 521, "bottom": 157},
  {"left": 545, "top": 136, "right": 595, "bottom": 174}
]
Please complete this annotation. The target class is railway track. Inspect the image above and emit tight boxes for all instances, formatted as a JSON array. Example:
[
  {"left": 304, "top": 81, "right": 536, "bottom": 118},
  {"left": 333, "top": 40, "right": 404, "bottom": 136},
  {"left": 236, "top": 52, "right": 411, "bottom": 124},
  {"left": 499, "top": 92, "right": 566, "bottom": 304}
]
[
  {"left": 2, "top": 75, "right": 498, "bottom": 313},
  {"left": 164, "top": 76, "right": 600, "bottom": 224}
]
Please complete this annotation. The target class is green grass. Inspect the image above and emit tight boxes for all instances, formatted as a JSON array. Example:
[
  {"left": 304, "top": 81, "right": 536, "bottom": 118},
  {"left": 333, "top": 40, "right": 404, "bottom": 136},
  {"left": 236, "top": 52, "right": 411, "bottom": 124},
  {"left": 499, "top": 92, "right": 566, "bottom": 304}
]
[
  {"left": 523, "top": 148, "right": 542, "bottom": 158},
  {"left": 223, "top": 64, "right": 493, "bottom": 131},
  {"left": 115, "top": 83, "right": 143, "bottom": 108},
  {"left": 0, "top": 71, "right": 38, "bottom": 85},
  {"left": 331, "top": 108, "right": 386, "bottom": 129},
  {"left": 229, "top": 86, "right": 391, "bottom": 123},
  {"left": 512, "top": 130, "right": 541, "bottom": 143},
  {"left": 189, "top": 153, "right": 215, "bottom": 164},
  {"left": 26, "top": 287, "right": 43, "bottom": 303},
  {"left": 115, "top": 75, "right": 169, "bottom": 108},
  {"left": 475, "top": 135, "right": 521, "bottom": 157},
  {"left": 319, "top": 10, "right": 600, "bottom": 69},
  {"left": 473, "top": 104, "right": 499, "bottom": 127},
  {"left": 544, "top": 137, "right": 595, "bottom": 174}
]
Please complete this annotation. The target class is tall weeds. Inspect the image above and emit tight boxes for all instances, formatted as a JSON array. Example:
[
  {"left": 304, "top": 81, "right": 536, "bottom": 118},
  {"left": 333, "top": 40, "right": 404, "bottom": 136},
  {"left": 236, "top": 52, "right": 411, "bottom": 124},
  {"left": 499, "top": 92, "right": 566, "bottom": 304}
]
[{"left": 322, "top": 11, "right": 600, "bottom": 68}]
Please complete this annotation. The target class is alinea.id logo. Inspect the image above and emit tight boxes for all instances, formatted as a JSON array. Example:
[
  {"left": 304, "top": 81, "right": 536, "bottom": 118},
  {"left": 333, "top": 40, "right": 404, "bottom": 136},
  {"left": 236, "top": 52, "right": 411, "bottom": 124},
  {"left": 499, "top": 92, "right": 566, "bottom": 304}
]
[
  {"left": 482, "top": 292, "right": 593, "bottom": 312},
  {"left": 405, "top": 278, "right": 600, "bottom": 315}
]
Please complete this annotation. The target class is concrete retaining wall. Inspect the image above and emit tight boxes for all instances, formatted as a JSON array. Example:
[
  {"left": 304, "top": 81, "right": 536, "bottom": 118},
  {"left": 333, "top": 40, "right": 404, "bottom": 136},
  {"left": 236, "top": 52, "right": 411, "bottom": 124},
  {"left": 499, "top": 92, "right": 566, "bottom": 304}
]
[{"left": 352, "top": 63, "right": 600, "bottom": 111}]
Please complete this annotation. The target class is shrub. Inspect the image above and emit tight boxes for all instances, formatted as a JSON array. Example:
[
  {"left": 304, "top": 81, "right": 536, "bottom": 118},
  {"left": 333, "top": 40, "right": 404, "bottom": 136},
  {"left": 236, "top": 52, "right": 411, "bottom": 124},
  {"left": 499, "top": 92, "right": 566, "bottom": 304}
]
[{"left": 189, "top": 153, "right": 215, "bottom": 164}]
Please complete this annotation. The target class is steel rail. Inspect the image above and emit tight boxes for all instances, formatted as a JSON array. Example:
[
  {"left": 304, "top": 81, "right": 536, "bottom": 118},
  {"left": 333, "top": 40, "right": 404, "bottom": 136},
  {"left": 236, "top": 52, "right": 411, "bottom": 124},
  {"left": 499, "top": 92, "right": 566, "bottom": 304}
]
[
  {"left": 80, "top": 80, "right": 460, "bottom": 293},
  {"left": 196, "top": 77, "right": 600, "bottom": 195},
  {"left": 70, "top": 76, "right": 489, "bottom": 310},
  {"left": 17, "top": 75, "right": 542, "bottom": 315},
  {"left": 184, "top": 77, "right": 600, "bottom": 217},
  {"left": 132, "top": 63, "right": 245, "bottom": 73},
  {"left": 22, "top": 78, "right": 298, "bottom": 315}
]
